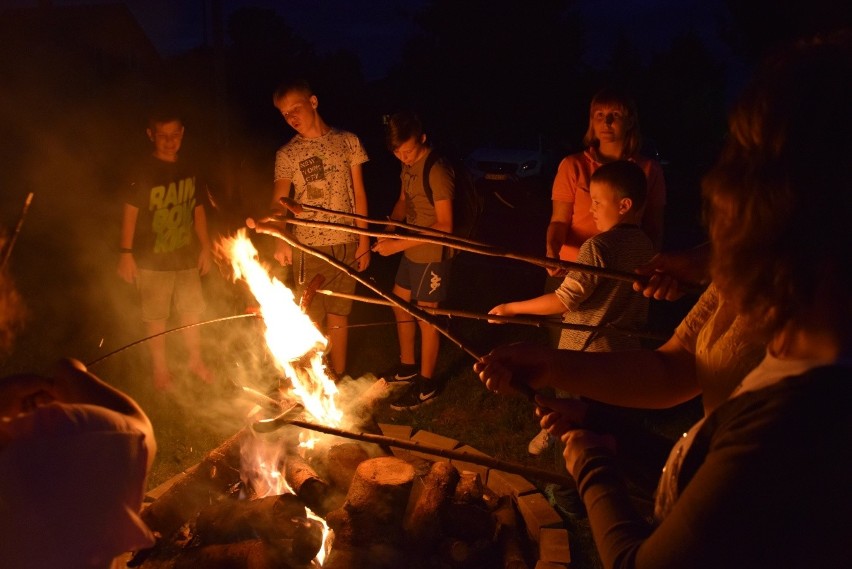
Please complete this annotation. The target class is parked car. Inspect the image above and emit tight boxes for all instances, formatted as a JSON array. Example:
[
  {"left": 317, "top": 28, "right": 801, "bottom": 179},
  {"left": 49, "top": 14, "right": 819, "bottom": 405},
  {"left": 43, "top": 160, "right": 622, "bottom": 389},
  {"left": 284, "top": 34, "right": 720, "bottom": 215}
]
[{"left": 464, "top": 136, "right": 558, "bottom": 209}]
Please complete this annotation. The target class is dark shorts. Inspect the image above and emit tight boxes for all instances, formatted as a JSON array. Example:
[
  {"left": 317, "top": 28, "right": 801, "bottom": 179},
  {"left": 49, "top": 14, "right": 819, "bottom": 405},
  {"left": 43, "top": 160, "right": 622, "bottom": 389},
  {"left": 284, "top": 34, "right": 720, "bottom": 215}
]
[
  {"left": 293, "top": 242, "right": 357, "bottom": 319},
  {"left": 394, "top": 256, "right": 452, "bottom": 303}
]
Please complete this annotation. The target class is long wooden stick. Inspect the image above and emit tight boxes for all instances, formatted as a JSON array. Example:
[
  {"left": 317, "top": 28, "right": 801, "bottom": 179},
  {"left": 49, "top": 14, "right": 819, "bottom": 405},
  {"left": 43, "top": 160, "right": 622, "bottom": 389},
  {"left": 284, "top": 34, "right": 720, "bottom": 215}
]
[
  {"left": 249, "top": 218, "right": 485, "bottom": 362},
  {"left": 278, "top": 196, "right": 487, "bottom": 247},
  {"left": 282, "top": 217, "right": 647, "bottom": 285},
  {"left": 316, "top": 289, "right": 669, "bottom": 342},
  {"left": 285, "top": 418, "right": 575, "bottom": 487},
  {"left": 1, "top": 192, "right": 34, "bottom": 270}
]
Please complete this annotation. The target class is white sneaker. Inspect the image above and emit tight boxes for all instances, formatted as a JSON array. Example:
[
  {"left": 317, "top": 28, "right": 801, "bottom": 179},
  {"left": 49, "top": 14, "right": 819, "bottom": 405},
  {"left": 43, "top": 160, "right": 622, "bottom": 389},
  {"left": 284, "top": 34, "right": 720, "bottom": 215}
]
[{"left": 527, "top": 429, "right": 554, "bottom": 456}]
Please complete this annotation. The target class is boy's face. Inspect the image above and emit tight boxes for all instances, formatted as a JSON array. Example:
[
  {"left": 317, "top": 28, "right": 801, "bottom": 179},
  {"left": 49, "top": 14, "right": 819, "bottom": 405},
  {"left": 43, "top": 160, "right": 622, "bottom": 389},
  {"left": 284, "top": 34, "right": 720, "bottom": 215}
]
[
  {"left": 392, "top": 134, "right": 428, "bottom": 166},
  {"left": 590, "top": 180, "right": 629, "bottom": 232},
  {"left": 147, "top": 120, "right": 184, "bottom": 162},
  {"left": 274, "top": 91, "right": 318, "bottom": 135}
]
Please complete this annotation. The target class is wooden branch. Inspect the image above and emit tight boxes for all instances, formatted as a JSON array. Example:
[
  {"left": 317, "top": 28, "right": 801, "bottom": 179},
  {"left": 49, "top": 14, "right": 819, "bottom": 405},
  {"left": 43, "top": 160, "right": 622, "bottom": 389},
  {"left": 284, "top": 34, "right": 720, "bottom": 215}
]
[
  {"left": 280, "top": 419, "right": 575, "bottom": 487},
  {"left": 282, "top": 216, "right": 645, "bottom": 284},
  {"left": 249, "top": 218, "right": 484, "bottom": 361},
  {"left": 278, "top": 196, "right": 487, "bottom": 247},
  {"left": 315, "top": 289, "right": 669, "bottom": 342}
]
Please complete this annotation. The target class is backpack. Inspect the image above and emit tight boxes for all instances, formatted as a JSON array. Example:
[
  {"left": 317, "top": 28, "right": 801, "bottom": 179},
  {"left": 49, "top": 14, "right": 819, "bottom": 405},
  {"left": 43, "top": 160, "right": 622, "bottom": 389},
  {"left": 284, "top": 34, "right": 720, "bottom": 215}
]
[{"left": 422, "top": 149, "right": 485, "bottom": 258}]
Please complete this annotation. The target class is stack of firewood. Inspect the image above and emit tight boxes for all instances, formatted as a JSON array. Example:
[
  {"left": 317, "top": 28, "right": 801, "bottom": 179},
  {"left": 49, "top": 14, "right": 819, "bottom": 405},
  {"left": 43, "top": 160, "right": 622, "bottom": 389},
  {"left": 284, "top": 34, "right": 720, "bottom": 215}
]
[{"left": 131, "top": 428, "right": 532, "bottom": 569}]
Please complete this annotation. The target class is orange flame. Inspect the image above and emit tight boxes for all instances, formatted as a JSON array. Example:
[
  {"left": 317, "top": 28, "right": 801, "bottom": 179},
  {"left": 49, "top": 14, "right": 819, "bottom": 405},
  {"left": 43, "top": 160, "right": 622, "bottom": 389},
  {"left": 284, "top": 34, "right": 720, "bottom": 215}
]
[
  {"left": 224, "top": 230, "right": 342, "bottom": 427},
  {"left": 223, "top": 230, "right": 340, "bottom": 565}
]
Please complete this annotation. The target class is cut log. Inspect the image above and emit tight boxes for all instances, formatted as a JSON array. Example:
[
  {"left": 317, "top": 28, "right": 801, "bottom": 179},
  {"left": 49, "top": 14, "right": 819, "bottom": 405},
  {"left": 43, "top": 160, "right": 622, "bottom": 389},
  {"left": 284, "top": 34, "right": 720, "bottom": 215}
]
[
  {"left": 193, "top": 494, "right": 323, "bottom": 563},
  {"left": 403, "top": 461, "right": 460, "bottom": 551},
  {"left": 454, "top": 470, "right": 485, "bottom": 504},
  {"left": 284, "top": 453, "right": 331, "bottom": 515},
  {"left": 493, "top": 495, "right": 529, "bottom": 569},
  {"left": 325, "top": 456, "right": 415, "bottom": 549},
  {"left": 345, "top": 456, "right": 415, "bottom": 522},
  {"left": 325, "top": 442, "right": 370, "bottom": 492},
  {"left": 136, "top": 538, "right": 313, "bottom": 569},
  {"left": 141, "top": 429, "right": 249, "bottom": 540}
]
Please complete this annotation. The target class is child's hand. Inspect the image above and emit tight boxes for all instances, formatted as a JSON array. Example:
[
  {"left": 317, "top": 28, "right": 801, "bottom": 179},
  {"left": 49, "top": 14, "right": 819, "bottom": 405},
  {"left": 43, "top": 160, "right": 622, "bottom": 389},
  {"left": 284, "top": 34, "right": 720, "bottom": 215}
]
[{"left": 487, "top": 304, "right": 513, "bottom": 323}]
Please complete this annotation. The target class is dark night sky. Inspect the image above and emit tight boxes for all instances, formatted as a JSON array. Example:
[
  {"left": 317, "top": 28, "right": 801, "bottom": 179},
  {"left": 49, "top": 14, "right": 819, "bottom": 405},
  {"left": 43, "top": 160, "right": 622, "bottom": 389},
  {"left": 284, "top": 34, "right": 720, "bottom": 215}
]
[{"left": 5, "top": 0, "right": 736, "bottom": 80}]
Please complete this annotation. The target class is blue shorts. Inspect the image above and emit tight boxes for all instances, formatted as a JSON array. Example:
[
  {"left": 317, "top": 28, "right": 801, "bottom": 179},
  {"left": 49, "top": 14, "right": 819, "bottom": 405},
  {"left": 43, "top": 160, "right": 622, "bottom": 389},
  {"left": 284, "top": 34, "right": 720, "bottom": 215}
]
[{"left": 394, "top": 256, "right": 452, "bottom": 303}]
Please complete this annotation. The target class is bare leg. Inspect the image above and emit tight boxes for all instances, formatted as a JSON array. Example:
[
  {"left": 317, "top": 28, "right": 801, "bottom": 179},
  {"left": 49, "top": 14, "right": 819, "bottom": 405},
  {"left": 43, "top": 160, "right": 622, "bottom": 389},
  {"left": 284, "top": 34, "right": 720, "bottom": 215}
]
[
  {"left": 326, "top": 313, "right": 348, "bottom": 375},
  {"left": 416, "top": 300, "right": 440, "bottom": 379},
  {"left": 180, "top": 312, "right": 212, "bottom": 383},
  {"left": 145, "top": 319, "right": 171, "bottom": 390},
  {"left": 391, "top": 285, "right": 417, "bottom": 366}
]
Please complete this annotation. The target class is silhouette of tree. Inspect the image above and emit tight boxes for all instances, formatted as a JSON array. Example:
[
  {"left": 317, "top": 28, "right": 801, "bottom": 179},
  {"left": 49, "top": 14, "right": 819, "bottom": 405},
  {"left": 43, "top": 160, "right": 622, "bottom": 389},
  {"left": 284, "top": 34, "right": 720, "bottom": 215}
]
[
  {"left": 388, "top": 0, "right": 584, "bottom": 150},
  {"left": 722, "top": 0, "right": 852, "bottom": 62}
]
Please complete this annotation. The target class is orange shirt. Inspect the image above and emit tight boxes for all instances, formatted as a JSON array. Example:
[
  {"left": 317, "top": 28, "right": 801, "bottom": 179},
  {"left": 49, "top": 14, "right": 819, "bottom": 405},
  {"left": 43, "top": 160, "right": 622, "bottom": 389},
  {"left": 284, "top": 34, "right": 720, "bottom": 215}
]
[{"left": 551, "top": 148, "right": 666, "bottom": 261}]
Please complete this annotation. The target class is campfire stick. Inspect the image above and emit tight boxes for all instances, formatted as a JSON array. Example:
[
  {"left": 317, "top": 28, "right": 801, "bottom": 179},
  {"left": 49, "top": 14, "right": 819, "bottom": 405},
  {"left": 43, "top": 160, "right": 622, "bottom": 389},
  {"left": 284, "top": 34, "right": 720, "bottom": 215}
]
[
  {"left": 249, "top": 218, "right": 484, "bottom": 362},
  {"left": 278, "top": 196, "right": 487, "bottom": 247},
  {"left": 1, "top": 191, "right": 34, "bottom": 270},
  {"left": 281, "top": 216, "right": 647, "bottom": 285},
  {"left": 283, "top": 418, "right": 575, "bottom": 487},
  {"left": 86, "top": 313, "right": 258, "bottom": 368},
  {"left": 316, "top": 289, "right": 669, "bottom": 342}
]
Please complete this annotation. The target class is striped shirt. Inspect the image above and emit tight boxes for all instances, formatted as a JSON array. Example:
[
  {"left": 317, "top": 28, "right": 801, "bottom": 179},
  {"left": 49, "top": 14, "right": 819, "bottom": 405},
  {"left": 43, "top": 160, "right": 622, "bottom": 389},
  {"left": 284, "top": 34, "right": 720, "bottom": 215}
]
[{"left": 555, "top": 224, "right": 654, "bottom": 352}]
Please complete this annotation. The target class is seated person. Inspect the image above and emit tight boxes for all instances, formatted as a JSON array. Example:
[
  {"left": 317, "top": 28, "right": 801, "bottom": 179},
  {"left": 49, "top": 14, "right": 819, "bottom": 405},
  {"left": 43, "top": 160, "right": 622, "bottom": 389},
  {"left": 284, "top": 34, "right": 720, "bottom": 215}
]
[{"left": 0, "top": 358, "right": 157, "bottom": 569}]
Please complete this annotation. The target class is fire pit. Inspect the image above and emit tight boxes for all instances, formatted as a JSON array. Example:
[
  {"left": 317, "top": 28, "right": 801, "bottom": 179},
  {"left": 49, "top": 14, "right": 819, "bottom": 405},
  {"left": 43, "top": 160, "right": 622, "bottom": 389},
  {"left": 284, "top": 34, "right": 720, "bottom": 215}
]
[
  {"left": 127, "top": 233, "right": 572, "bottom": 567},
  {"left": 133, "top": 420, "right": 572, "bottom": 568}
]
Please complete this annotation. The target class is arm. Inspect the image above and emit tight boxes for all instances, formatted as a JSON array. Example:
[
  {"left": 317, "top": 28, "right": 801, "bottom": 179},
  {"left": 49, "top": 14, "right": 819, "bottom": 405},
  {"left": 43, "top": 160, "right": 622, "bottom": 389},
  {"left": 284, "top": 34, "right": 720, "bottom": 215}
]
[
  {"left": 117, "top": 203, "right": 138, "bottom": 284},
  {"left": 474, "top": 334, "right": 700, "bottom": 409},
  {"left": 193, "top": 204, "right": 212, "bottom": 276},
  {"left": 350, "top": 162, "right": 371, "bottom": 271},
  {"left": 546, "top": 200, "right": 573, "bottom": 276},
  {"left": 271, "top": 177, "right": 294, "bottom": 266},
  {"left": 374, "top": 198, "right": 453, "bottom": 256},
  {"left": 489, "top": 292, "right": 566, "bottom": 319}
]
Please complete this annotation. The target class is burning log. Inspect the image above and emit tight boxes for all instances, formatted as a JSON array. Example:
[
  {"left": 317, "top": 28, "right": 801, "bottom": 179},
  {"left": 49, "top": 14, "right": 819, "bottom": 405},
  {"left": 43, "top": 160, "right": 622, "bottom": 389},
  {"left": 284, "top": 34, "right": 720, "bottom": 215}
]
[
  {"left": 193, "top": 493, "right": 323, "bottom": 564},
  {"left": 141, "top": 429, "right": 249, "bottom": 540},
  {"left": 134, "top": 538, "right": 315, "bottom": 569},
  {"left": 404, "top": 461, "right": 460, "bottom": 551},
  {"left": 284, "top": 453, "right": 332, "bottom": 516}
]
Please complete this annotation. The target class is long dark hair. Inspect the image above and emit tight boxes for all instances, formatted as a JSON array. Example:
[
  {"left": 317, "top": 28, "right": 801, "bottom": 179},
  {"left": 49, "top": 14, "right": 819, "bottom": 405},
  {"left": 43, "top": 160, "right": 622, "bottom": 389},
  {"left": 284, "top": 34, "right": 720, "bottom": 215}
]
[{"left": 703, "top": 31, "right": 852, "bottom": 339}]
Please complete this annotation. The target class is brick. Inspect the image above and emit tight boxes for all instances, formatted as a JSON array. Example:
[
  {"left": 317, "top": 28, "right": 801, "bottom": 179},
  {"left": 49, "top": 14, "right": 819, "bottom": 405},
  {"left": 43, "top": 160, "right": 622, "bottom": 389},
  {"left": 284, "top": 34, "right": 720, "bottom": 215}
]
[
  {"left": 517, "top": 492, "right": 563, "bottom": 541},
  {"left": 450, "top": 444, "right": 489, "bottom": 480},
  {"left": 408, "top": 429, "right": 459, "bottom": 462},
  {"left": 486, "top": 468, "right": 537, "bottom": 498},
  {"left": 377, "top": 422, "right": 413, "bottom": 441},
  {"left": 539, "top": 527, "right": 571, "bottom": 564}
]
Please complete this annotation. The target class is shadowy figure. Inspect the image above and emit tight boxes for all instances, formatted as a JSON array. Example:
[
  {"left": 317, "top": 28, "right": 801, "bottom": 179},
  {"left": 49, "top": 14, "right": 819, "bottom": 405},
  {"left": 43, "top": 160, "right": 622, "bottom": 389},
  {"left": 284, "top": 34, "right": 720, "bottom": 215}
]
[{"left": 477, "top": 31, "right": 852, "bottom": 568}]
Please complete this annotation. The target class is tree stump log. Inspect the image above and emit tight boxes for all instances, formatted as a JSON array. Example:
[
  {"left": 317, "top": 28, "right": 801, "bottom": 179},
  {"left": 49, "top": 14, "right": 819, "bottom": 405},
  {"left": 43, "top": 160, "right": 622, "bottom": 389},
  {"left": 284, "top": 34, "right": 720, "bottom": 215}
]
[{"left": 404, "top": 461, "right": 460, "bottom": 551}]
